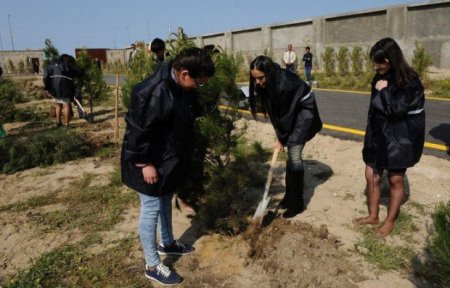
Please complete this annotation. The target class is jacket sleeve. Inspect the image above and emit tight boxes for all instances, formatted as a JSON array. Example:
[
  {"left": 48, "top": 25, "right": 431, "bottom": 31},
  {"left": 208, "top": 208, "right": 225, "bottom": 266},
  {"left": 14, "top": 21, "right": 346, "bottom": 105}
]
[
  {"left": 370, "top": 79, "right": 424, "bottom": 117},
  {"left": 121, "top": 84, "right": 167, "bottom": 165}
]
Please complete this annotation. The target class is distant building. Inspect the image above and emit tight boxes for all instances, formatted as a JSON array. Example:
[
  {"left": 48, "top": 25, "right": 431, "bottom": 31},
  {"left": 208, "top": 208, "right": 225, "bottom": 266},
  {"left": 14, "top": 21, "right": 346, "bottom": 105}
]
[{"left": 0, "top": 50, "right": 43, "bottom": 75}]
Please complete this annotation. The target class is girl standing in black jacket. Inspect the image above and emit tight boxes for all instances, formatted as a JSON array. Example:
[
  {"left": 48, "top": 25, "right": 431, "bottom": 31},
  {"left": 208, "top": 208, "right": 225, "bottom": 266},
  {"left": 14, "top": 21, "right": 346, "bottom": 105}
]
[
  {"left": 249, "top": 56, "right": 322, "bottom": 218},
  {"left": 354, "top": 38, "right": 425, "bottom": 237}
]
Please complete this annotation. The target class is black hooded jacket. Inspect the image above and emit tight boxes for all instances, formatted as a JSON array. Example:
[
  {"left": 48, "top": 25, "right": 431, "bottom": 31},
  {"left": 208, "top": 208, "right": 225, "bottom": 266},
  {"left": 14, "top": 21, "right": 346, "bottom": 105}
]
[
  {"left": 121, "top": 62, "right": 198, "bottom": 196},
  {"left": 362, "top": 72, "right": 425, "bottom": 170},
  {"left": 44, "top": 60, "right": 83, "bottom": 99},
  {"left": 266, "top": 68, "right": 322, "bottom": 146}
]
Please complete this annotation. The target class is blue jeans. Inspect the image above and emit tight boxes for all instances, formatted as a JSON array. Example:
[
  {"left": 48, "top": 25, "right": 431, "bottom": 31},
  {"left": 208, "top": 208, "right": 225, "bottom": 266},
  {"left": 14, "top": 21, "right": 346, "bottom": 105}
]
[
  {"left": 304, "top": 66, "right": 312, "bottom": 82},
  {"left": 138, "top": 192, "right": 174, "bottom": 267},
  {"left": 285, "top": 144, "right": 305, "bottom": 201}
]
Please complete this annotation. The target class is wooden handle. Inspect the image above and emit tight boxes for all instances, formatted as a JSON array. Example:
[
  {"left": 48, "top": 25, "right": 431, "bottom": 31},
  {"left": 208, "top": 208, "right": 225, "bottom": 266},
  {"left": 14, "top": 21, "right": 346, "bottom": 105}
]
[{"left": 263, "top": 147, "right": 280, "bottom": 198}]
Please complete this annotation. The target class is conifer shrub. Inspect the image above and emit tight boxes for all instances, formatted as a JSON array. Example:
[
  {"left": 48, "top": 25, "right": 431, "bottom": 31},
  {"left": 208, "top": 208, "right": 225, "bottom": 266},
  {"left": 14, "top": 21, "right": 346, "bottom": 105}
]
[
  {"left": 0, "top": 78, "right": 21, "bottom": 123},
  {"left": 0, "top": 129, "right": 93, "bottom": 174}
]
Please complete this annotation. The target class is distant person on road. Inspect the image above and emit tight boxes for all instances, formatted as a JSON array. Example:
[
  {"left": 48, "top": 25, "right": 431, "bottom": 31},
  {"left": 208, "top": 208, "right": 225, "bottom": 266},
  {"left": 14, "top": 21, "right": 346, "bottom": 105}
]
[
  {"left": 302, "top": 46, "right": 313, "bottom": 84},
  {"left": 249, "top": 55, "right": 322, "bottom": 218},
  {"left": 150, "top": 38, "right": 166, "bottom": 70},
  {"left": 121, "top": 47, "right": 214, "bottom": 286},
  {"left": 353, "top": 37, "right": 425, "bottom": 237},
  {"left": 283, "top": 44, "right": 297, "bottom": 73},
  {"left": 44, "top": 54, "right": 83, "bottom": 128}
]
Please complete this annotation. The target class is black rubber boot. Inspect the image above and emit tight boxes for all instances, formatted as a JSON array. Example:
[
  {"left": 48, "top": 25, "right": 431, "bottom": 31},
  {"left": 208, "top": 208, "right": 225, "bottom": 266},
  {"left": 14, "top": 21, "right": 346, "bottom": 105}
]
[
  {"left": 280, "top": 162, "right": 293, "bottom": 209},
  {"left": 282, "top": 169, "right": 305, "bottom": 218}
]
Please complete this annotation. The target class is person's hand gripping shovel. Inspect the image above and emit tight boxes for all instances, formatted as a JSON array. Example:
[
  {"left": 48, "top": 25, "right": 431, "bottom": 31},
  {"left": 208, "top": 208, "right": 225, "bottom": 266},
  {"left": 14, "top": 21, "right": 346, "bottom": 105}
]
[{"left": 253, "top": 147, "right": 280, "bottom": 226}]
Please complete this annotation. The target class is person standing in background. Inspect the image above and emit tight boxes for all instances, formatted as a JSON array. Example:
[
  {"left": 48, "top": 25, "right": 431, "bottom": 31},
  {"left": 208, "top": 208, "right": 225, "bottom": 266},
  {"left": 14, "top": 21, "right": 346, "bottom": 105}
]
[
  {"left": 150, "top": 38, "right": 166, "bottom": 70},
  {"left": 283, "top": 44, "right": 297, "bottom": 73},
  {"left": 44, "top": 54, "right": 83, "bottom": 128},
  {"left": 302, "top": 47, "right": 313, "bottom": 84}
]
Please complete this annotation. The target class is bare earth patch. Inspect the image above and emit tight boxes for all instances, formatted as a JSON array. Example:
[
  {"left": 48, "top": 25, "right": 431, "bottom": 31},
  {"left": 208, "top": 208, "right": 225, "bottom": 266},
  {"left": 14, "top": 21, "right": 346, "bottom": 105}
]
[{"left": 1, "top": 117, "right": 449, "bottom": 287}]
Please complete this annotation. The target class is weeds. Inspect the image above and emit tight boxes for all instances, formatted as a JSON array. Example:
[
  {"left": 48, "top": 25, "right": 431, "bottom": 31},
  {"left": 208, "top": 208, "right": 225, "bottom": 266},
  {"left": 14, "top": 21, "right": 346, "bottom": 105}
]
[
  {"left": 420, "top": 201, "right": 450, "bottom": 286},
  {"left": 353, "top": 211, "right": 418, "bottom": 272},
  {"left": 356, "top": 230, "right": 415, "bottom": 271},
  {"left": 0, "top": 192, "right": 59, "bottom": 212}
]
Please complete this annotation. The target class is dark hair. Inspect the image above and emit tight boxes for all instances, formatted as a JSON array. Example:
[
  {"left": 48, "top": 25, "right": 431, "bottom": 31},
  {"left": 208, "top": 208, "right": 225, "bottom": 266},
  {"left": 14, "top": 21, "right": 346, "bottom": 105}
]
[
  {"left": 305, "top": 46, "right": 310, "bottom": 50},
  {"left": 249, "top": 55, "right": 279, "bottom": 118},
  {"left": 172, "top": 47, "right": 215, "bottom": 78},
  {"left": 150, "top": 38, "right": 165, "bottom": 53},
  {"left": 370, "top": 37, "right": 418, "bottom": 87}
]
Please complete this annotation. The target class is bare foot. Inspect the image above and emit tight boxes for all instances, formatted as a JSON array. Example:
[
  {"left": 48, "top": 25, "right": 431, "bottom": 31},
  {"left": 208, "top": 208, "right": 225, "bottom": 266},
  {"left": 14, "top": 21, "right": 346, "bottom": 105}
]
[
  {"left": 353, "top": 216, "right": 379, "bottom": 225},
  {"left": 376, "top": 221, "right": 395, "bottom": 238}
]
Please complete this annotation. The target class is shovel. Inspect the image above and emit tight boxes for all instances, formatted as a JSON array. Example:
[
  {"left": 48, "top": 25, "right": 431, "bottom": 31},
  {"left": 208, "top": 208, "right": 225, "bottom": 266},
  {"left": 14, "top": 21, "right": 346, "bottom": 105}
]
[{"left": 253, "top": 147, "right": 280, "bottom": 221}]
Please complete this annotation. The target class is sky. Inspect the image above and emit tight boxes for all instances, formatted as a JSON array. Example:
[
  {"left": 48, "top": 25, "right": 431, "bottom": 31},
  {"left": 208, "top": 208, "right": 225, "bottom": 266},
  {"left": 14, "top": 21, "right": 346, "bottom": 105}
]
[{"left": 1, "top": 0, "right": 420, "bottom": 55}]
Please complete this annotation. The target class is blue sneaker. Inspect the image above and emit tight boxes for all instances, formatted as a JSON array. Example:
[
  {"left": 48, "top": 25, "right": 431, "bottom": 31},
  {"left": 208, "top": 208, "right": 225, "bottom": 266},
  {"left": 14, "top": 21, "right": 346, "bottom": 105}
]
[
  {"left": 145, "top": 263, "right": 182, "bottom": 286},
  {"left": 158, "top": 240, "right": 194, "bottom": 256}
]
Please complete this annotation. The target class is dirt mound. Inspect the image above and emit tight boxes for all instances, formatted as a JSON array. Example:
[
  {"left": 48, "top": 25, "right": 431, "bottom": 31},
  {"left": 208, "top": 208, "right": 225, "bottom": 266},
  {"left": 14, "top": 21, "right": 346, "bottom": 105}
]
[{"left": 244, "top": 218, "right": 366, "bottom": 288}]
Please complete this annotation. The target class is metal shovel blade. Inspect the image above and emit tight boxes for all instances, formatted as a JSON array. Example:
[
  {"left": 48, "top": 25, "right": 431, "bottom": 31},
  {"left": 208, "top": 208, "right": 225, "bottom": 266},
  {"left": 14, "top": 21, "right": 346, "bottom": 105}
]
[{"left": 253, "top": 196, "right": 271, "bottom": 220}]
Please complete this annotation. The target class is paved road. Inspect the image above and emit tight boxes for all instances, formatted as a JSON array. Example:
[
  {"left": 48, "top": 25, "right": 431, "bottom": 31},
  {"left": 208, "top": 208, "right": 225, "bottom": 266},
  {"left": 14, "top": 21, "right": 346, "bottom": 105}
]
[{"left": 314, "top": 89, "right": 450, "bottom": 159}]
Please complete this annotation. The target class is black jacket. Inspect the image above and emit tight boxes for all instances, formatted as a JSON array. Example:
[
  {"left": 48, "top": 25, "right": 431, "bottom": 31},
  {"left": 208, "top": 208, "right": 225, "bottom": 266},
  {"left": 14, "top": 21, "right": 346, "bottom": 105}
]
[
  {"left": 43, "top": 60, "right": 83, "bottom": 100},
  {"left": 363, "top": 72, "right": 425, "bottom": 170},
  {"left": 121, "top": 62, "right": 197, "bottom": 196},
  {"left": 268, "top": 68, "right": 322, "bottom": 146}
]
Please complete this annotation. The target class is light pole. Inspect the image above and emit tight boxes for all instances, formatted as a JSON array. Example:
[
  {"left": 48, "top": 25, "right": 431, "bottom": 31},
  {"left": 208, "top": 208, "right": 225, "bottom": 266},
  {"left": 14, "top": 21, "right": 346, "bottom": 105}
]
[
  {"left": 0, "top": 33, "right": 4, "bottom": 51},
  {"left": 8, "top": 14, "right": 15, "bottom": 51}
]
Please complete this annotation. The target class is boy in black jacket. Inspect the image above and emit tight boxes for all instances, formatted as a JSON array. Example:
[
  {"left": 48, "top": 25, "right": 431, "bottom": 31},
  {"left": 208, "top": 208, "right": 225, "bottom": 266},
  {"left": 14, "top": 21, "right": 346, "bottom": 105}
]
[{"left": 121, "top": 47, "right": 214, "bottom": 285}]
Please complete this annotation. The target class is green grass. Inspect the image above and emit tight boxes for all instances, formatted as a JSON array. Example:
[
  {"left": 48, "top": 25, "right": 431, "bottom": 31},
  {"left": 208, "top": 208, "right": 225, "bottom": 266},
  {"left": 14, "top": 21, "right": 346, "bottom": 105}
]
[
  {"left": 353, "top": 211, "right": 419, "bottom": 272},
  {"left": 39, "top": 170, "right": 134, "bottom": 233},
  {"left": 356, "top": 232, "right": 415, "bottom": 271},
  {"left": 3, "top": 236, "right": 148, "bottom": 288},
  {"left": 407, "top": 201, "right": 427, "bottom": 216},
  {"left": 0, "top": 192, "right": 59, "bottom": 212}
]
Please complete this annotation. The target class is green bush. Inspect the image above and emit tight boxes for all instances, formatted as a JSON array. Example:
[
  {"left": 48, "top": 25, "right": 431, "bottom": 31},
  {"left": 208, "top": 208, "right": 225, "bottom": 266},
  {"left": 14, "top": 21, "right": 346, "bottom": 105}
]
[
  {"left": 412, "top": 42, "right": 432, "bottom": 82},
  {"left": 336, "top": 46, "right": 350, "bottom": 76},
  {"left": 430, "top": 79, "right": 450, "bottom": 99},
  {"left": 351, "top": 46, "right": 363, "bottom": 76},
  {"left": 0, "top": 129, "right": 93, "bottom": 174},
  {"left": 0, "top": 78, "right": 21, "bottom": 123}
]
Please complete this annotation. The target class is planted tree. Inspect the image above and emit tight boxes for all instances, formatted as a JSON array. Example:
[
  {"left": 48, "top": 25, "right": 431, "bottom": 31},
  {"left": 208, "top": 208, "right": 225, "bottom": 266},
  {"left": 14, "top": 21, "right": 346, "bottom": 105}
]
[
  {"left": 18, "top": 60, "right": 26, "bottom": 75},
  {"left": 42, "top": 39, "right": 59, "bottom": 69},
  {"left": 76, "top": 49, "right": 112, "bottom": 111},
  {"left": 121, "top": 42, "right": 156, "bottom": 109},
  {"left": 322, "top": 47, "right": 336, "bottom": 77},
  {"left": 8, "top": 59, "right": 15, "bottom": 75},
  {"left": 351, "top": 46, "right": 363, "bottom": 76},
  {"left": 337, "top": 46, "right": 350, "bottom": 76},
  {"left": 412, "top": 42, "right": 432, "bottom": 82}
]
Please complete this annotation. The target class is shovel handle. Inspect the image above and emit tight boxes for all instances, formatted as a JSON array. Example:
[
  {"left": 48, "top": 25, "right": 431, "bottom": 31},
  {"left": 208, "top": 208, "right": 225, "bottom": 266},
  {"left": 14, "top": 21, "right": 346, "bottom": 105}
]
[{"left": 262, "top": 147, "right": 280, "bottom": 199}]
